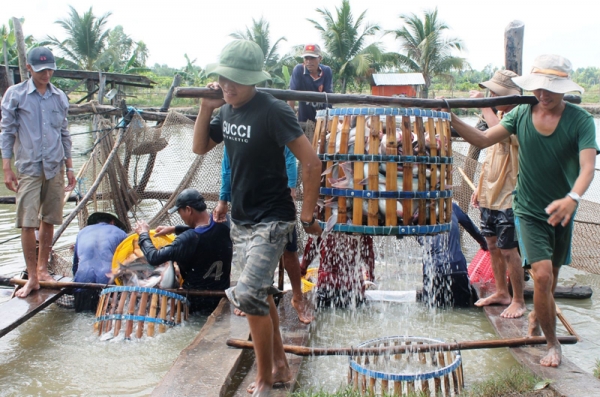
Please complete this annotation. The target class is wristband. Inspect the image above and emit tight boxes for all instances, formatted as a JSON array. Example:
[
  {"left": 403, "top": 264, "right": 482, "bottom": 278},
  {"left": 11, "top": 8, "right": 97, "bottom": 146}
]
[
  {"left": 566, "top": 192, "right": 580, "bottom": 204},
  {"left": 301, "top": 216, "right": 316, "bottom": 228},
  {"left": 66, "top": 168, "right": 75, "bottom": 172}
]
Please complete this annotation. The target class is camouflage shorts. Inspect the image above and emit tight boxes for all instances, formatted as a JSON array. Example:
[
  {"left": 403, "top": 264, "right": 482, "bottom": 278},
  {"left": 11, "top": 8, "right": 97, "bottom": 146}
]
[{"left": 225, "top": 220, "right": 295, "bottom": 316}]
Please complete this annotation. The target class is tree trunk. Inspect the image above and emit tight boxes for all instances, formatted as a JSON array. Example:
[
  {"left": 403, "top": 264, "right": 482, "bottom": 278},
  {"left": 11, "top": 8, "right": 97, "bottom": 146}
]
[
  {"left": 504, "top": 21, "right": 525, "bottom": 75},
  {"left": 11, "top": 18, "right": 28, "bottom": 82}
]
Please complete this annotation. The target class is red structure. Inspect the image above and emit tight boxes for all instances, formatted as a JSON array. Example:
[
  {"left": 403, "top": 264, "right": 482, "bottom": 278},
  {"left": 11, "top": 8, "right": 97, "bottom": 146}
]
[{"left": 370, "top": 73, "right": 425, "bottom": 98}]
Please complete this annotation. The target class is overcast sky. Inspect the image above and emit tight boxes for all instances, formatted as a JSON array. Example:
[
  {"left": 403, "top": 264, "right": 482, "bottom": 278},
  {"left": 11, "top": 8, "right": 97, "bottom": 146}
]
[{"left": 4, "top": 0, "right": 599, "bottom": 73}]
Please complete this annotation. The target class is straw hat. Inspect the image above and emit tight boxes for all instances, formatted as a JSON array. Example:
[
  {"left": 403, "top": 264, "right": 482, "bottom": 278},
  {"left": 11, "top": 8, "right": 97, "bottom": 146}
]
[
  {"left": 479, "top": 70, "right": 521, "bottom": 96},
  {"left": 87, "top": 212, "right": 127, "bottom": 232},
  {"left": 512, "top": 54, "right": 584, "bottom": 94},
  {"left": 205, "top": 40, "right": 271, "bottom": 86}
]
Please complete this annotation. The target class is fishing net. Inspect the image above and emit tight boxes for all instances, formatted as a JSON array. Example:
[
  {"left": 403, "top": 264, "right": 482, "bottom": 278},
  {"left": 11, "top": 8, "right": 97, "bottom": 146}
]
[{"left": 49, "top": 111, "right": 600, "bottom": 281}]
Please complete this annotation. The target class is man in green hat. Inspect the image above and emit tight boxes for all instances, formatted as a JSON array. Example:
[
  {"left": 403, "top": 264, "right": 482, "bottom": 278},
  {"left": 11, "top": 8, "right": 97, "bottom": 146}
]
[
  {"left": 448, "top": 54, "right": 598, "bottom": 367},
  {"left": 193, "top": 40, "right": 322, "bottom": 396}
]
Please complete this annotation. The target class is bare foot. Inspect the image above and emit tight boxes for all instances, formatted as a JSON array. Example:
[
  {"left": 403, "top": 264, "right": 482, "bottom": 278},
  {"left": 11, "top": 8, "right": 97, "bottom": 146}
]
[
  {"left": 37, "top": 270, "right": 55, "bottom": 282},
  {"left": 233, "top": 308, "right": 246, "bottom": 317},
  {"left": 540, "top": 345, "right": 562, "bottom": 367},
  {"left": 291, "top": 296, "right": 313, "bottom": 324},
  {"left": 527, "top": 311, "right": 542, "bottom": 337},
  {"left": 246, "top": 382, "right": 271, "bottom": 396},
  {"left": 246, "top": 368, "right": 293, "bottom": 394},
  {"left": 474, "top": 292, "right": 511, "bottom": 307},
  {"left": 500, "top": 301, "right": 527, "bottom": 318},
  {"left": 15, "top": 279, "right": 40, "bottom": 298}
]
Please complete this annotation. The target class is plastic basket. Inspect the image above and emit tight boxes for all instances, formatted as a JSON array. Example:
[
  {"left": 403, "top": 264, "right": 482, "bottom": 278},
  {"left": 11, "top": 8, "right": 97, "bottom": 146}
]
[
  {"left": 467, "top": 249, "right": 493, "bottom": 284},
  {"left": 301, "top": 268, "right": 318, "bottom": 293}
]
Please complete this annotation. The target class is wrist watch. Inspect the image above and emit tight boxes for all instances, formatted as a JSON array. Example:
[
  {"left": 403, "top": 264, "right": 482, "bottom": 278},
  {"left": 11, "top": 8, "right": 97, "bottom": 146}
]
[
  {"left": 301, "top": 215, "right": 316, "bottom": 228},
  {"left": 566, "top": 192, "right": 580, "bottom": 204}
]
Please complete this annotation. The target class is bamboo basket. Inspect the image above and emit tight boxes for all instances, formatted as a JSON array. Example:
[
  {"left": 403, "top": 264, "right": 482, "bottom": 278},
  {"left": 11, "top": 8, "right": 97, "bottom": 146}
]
[
  {"left": 314, "top": 108, "right": 453, "bottom": 236},
  {"left": 348, "top": 336, "right": 463, "bottom": 396},
  {"left": 94, "top": 286, "right": 189, "bottom": 339}
]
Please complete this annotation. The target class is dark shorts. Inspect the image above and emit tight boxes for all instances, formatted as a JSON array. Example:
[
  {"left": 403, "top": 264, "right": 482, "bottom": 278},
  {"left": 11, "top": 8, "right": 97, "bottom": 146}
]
[
  {"left": 514, "top": 214, "right": 573, "bottom": 268},
  {"left": 285, "top": 226, "right": 298, "bottom": 252},
  {"left": 480, "top": 207, "right": 519, "bottom": 250}
]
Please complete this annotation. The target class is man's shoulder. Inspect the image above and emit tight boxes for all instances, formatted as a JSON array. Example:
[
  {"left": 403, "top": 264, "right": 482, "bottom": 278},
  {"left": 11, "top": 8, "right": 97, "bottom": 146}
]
[
  {"left": 565, "top": 101, "right": 593, "bottom": 120},
  {"left": 3, "top": 80, "right": 29, "bottom": 99}
]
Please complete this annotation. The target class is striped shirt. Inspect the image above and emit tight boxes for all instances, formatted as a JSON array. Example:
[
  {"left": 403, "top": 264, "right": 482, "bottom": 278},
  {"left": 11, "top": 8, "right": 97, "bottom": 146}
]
[{"left": 1, "top": 78, "right": 71, "bottom": 179}]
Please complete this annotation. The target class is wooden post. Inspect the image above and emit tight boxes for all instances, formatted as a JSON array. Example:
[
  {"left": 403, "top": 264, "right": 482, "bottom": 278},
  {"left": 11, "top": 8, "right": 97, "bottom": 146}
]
[
  {"left": 353, "top": 116, "right": 366, "bottom": 224},
  {"left": 11, "top": 18, "right": 28, "bottom": 82},
  {"left": 401, "top": 116, "right": 413, "bottom": 225},
  {"left": 97, "top": 72, "right": 106, "bottom": 104},
  {"left": 505, "top": 20, "right": 525, "bottom": 76},
  {"left": 160, "top": 73, "right": 182, "bottom": 112},
  {"left": 367, "top": 116, "right": 380, "bottom": 226},
  {"left": 148, "top": 293, "right": 159, "bottom": 337},
  {"left": 337, "top": 116, "right": 351, "bottom": 224},
  {"left": 385, "top": 115, "right": 398, "bottom": 226},
  {"left": 3, "top": 40, "right": 13, "bottom": 86},
  {"left": 136, "top": 292, "right": 149, "bottom": 338}
]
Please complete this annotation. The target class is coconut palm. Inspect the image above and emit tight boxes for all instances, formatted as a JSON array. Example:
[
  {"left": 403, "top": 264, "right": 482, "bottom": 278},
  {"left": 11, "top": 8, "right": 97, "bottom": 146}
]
[
  {"left": 0, "top": 18, "right": 36, "bottom": 66},
  {"left": 230, "top": 17, "right": 289, "bottom": 87},
  {"left": 45, "top": 6, "right": 112, "bottom": 71},
  {"left": 307, "top": 0, "right": 381, "bottom": 93},
  {"left": 386, "top": 8, "right": 465, "bottom": 98}
]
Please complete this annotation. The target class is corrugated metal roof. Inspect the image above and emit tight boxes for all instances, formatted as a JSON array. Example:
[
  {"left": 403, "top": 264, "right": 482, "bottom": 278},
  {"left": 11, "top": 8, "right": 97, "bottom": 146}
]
[{"left": 372, "top": 73, "right": 425, "bottom": 86}]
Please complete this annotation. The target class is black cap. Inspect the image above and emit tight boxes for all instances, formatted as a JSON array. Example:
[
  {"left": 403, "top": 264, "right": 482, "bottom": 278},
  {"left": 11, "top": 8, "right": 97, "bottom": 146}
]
[
  {"left": 27, "top": 47, "right": 57, "bottom": 72},
  {"left": 168, "top": 189, "right": 207, "bottom": 214},
  {"left": 87, "top": 212, "right": 127, "bottom": 232}
]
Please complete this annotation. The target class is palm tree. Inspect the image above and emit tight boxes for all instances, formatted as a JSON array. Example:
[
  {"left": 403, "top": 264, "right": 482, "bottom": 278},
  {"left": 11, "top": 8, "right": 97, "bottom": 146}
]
[
  {"left": 1, "top": 18, "right": 36, "bottom": 66},
  {"left": 230, "top": 18, "right": 289, "bottom": 87},
  {"left": 386, "top": 8, "right": 465, "bottom": 98},
  {"left": 307, "top": 0, "right": 381, "bottom": 94},
  {"left": 46, "top": 6, "right": 112, "bottom": 71}
]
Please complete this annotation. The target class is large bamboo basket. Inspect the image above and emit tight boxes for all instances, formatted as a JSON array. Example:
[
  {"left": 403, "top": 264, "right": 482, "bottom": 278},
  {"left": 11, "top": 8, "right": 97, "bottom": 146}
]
[
  {"left": 94, "top": 286, "right": 189, "bottom": 339},
  {"left": 348, "top": 336, "right": 464, "bottom": 396},
  {"left": 314, "top": 108, "right": 453, "bottom": 236}
]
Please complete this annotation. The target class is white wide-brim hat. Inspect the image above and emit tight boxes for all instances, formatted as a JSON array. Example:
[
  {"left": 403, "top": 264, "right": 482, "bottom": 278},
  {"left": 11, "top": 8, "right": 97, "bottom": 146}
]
[{"left": 512, "top": 54, "right": 584, "bottom": 94}]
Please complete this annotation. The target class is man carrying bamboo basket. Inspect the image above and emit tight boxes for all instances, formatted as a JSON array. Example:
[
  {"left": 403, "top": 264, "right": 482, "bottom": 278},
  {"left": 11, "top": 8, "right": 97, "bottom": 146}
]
[
  {"left": 448, "top": 54, "right": 598, "bottom": 367},
  {"left": 1, "top": 47, "right": 75, "bottom": 298},
  {"left": 192, "top": 40, "right": 322, "bottom": 396},
  {"left": 470, "top": 70, "right": 526, "bottom": 318}
]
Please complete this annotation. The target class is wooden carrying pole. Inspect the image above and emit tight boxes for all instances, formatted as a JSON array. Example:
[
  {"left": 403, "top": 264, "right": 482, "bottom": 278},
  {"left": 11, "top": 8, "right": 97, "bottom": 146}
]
[
  {"left": 527, "top": 270, "right": 581, "bottom": 341},
  {"left": 0, "top": 277, "right": 228, "bottom": 298},
  {"left": 457, "top": 167, "right": 477, "bottom": 191},
  {"left": 175, "top": 87, "right": 581, "bottom": 108},
  {"left": 226, "top": 335, "right": 578, "bottom": 357}
]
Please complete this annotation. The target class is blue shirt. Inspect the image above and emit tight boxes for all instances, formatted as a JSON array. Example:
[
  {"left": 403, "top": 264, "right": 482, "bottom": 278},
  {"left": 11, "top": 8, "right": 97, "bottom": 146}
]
[
  {"left": 219, "top": 146, "right": 297, "bottom": 202},
  {"left": 418, "top": 203, "right": 487, "bottom": 275},
  {"left": 72, "top": 223, "right": 127, "bottom": 284},
  {"left": 289, "top": 63, "right": 333, "bottom": 122},
  {"left": 1, "top": 79, "right": 71, "bottom": 179}
]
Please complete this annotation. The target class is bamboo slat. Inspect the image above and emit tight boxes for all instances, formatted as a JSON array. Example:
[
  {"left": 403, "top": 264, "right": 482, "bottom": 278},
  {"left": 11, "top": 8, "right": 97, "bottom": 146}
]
[
  {"left": 324, "top": 115, "right": 340, "bottom": 222},
  {"left": 337, "top": 116, "right": 351, "bottom": 224},
  {"left": 367, "top": 116, "right": 380, "bottom": 226},
  {"left": 385, "top": 115, "right": 398, "bottom": 226},
  {"left": 352, "top": 116, "right": 366, "bottom": 225},
  {"left": 415, "top": 117, "right": 427, "bottom": 225},
  {"left": 148, "top": 293, "right": 158, "bottom": 337},
  {"left": 401, "top": 116, "right": 413, "bottom": 225},
  {"left": 124, "top": 291, "right": 137, "bottom": 339}
]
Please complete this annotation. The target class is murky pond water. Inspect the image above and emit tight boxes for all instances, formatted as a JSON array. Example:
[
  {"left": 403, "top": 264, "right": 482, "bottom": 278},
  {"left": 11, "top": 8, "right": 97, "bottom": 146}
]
[{"left": 0, "top": 118, "right": 599, "bottom": 396}]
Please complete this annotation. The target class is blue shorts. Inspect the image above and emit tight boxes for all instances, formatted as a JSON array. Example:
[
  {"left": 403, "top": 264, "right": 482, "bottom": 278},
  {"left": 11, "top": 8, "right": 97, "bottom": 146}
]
[{"left": 226, "top": 221, "right": 295, "bottom": 316}]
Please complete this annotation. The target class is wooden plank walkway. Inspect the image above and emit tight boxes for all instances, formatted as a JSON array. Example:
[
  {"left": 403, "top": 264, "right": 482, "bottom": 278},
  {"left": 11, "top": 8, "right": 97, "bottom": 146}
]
[
  {"left": 152, "top": 293, "right": 311, "bottom": 397},
  {"left": 231, "top": 293, "right": 310, "bottom": 397},
  {"left": 475, "top": 283, "right": 600, "bottom": 397},
  {"left": 0, "top": 283, "right": 67, "bottom": 338},
  {"left": 151, "top": 298, "right": 249, "bottom": 397}
]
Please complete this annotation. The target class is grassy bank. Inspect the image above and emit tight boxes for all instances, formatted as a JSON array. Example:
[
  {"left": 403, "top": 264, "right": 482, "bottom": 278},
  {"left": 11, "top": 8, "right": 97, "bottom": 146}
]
[{"left": 292, "top": 365, "right": 556, "bottom": 397}]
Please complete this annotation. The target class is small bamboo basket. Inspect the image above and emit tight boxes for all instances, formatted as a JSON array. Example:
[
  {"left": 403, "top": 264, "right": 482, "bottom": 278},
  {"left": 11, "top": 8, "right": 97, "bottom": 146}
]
[
  {"left": 314, "top": 108, "right": 453, "bottom": 236},
  {"left": 94, "top": 286, "right": 189, "bottom": 339},
  {"left": 348, "top": 336, "right": 464, "bottom": 396}
]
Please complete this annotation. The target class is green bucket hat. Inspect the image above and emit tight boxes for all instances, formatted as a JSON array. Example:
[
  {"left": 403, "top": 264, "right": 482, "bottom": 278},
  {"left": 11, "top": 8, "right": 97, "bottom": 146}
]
[{"left": 206, "top": 40, "right": 271, "bottom": 85}]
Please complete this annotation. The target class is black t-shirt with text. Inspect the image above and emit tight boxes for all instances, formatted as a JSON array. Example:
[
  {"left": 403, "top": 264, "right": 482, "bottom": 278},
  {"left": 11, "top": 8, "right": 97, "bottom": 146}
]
[{"left": 209, "top": 91, "right": 304, "bottom": 224}]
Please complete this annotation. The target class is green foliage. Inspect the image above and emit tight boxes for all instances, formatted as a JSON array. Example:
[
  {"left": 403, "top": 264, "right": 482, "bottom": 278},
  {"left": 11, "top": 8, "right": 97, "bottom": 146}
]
[
  {"left": 594, "top": 359, "right": 600, "bottom": 379},
  {"left": 0, "top": 18, "right": 37, "bottom": 66},
  {"left": 308, "top": 0, "right": 382, "bottom": 94},
  {"left": 45, "top": 6, "right": 112, "bottom": 71},
  {"left": 178, "top": 53, "right": 205, "bottom": 86},
  {"left": 464, "top": 365, "right": 546, "bottom": 396},
  {"left": 230, "top": 17, "right": 290, "bottom": 88},
  {"left": 386, "top": 7, "right": 466, "bottom": 98}
]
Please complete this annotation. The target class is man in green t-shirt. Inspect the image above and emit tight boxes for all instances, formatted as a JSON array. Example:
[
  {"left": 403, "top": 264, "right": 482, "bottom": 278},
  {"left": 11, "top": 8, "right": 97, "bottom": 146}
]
[{"left": 448, "top": 54, "right": 598, "bottom": 368}]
